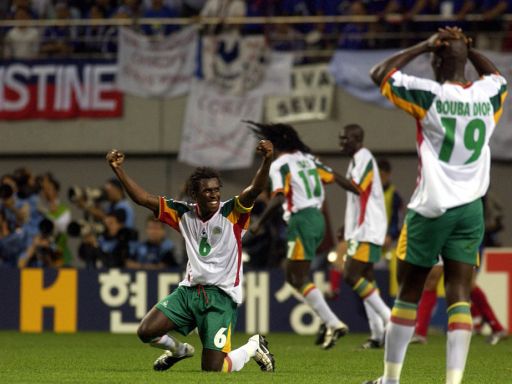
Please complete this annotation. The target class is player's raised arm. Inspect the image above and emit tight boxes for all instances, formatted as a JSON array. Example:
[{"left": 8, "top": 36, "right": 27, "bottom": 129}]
[
  {"left": 369, "top": 28, "right": 454, "bottom": 86},
  {"left": 468, "top": 48, "right": 501, "bottom": 77},
  {"left": 238, "top": 140, "right": 274, "bottom": 209},
  {"left": 106, "top": 149, "right": 159, "bottom": 214}
]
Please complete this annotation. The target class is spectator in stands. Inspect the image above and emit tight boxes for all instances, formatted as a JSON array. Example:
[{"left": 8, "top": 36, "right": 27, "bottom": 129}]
[
  {"left": 3, "top": 6, "right": 40, "bottom": 59},
  {"left": 126, "top": 216, "right": 178, "bottom": 270},
  {"left": 337, "top": 0, "right": 369, "bottom": 49},
  {"left": 39, "top": 173, "right": 73, "bottom": 266},
  {"left": 0, "top": 209, "right": 29, "bottom": 268},
  {"left": 182, "top": 0, "right": 207, "bottom": 16},
  {"left": 115, "top": 0, "right": 142, "bottom": 17},
  {"left": 73, "top": 178, "right": 135, "bottom": 229},
  {"left": 200, "top": 0, "right": 246, "bottom": 35},
  {"left": 40, "top": 1, "right": 79, "bottom": 57},
  {"left": 141, "top": 0, "right": 181, "bottom": 36},
  {"left": 82, "top": 4, "right": 119, "bottom": 56},
  {"left": 31, "top": 0, "right": 54, "bottom": 19}
]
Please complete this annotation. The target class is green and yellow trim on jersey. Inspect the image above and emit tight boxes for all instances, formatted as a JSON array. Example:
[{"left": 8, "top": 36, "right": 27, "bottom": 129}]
[
  {"left": 381, "top": 69, "right": 436, "bottom": 120},
  {"left": 353, "top": 160, "right": 374, "bottom": 226},
  {"left": 158, "top": 197, "right": 191, "bottom": 231},
  {"left": 314, "top": 159, "right": 335, "bottom": 184},
  {"left": 490, "top": 83, "right": 508, "bottom": 123},
  {"left": 221, "top": 196, "right": 252, "bottom": 229}
]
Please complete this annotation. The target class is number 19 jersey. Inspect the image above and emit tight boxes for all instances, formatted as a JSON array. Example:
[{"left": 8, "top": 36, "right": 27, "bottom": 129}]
[
  {"left": 269, "top": 151, "right": 334, "bottom": 221},
  {"left": 381, "top": 69, "right": 507, "bottom": 218}
]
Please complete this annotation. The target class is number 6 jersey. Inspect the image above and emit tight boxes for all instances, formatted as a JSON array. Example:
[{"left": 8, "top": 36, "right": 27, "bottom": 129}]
[
  {"left": 158, "top": 196, "right": 251, "bottom": 304},
  {"left": 381, "top": 69, "right": 507, "bottom": 218}
]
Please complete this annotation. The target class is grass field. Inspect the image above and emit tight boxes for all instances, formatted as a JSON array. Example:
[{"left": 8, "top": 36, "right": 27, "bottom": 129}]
[{"left": 0, "top": 331, "right": 510, "bottom": 384}]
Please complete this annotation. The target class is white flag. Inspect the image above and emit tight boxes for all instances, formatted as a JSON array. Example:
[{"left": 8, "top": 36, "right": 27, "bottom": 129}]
[
  {"left": 179, "top": 52, "right": 293, "bottom": 169},
  {"left": 117, "top": 27, "right": 198, "bottom": 98}
]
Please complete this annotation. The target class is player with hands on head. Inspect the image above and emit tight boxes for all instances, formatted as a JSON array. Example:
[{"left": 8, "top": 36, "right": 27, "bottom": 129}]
[
  {"left": 106, "top": 140, "right": 276, "bottom": 373},
  {"left": 365, "top": 26, "right": 507, "bottom": 384}
]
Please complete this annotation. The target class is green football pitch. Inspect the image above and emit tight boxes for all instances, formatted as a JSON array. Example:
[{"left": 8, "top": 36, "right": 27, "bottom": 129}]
[{"left": 0, "top": 331, "right": 510, "bottom": 384}]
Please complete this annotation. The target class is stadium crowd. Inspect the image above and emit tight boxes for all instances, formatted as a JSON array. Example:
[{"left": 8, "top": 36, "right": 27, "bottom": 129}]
[{"left": 2, "top": 0, "right": 512, "bottom": 59}]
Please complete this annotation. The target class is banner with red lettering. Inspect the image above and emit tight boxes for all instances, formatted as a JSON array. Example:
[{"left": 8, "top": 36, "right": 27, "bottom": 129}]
[{"left": 0, "top": 60, "right": 122, "bottom": 120}]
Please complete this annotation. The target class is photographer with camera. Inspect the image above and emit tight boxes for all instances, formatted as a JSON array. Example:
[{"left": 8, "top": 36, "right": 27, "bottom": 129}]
[
  {"left": 39, "top": 173, "right": 73, "bottom": 266},
  {"left": 126, "top": 215, "right": 178, "bottom": 270},
  {"left": 0, "top": 174, "right": 30, "bottom": 230},
  {"left": 18, "top": 218, "right": 61, "bottom": 268},
  {"left": 77, "top": 209, "right": 138, "bottom": 269},
  {"left": 0, "top": 208, "right": 30, "bottom": 267},
  {"left": 70, "top": 178, "right": 135, "bottom": 229}
]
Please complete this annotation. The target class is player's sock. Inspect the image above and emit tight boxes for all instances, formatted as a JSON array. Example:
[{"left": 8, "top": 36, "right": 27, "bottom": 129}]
[
  {"left": 415, "top": 289, "right": 437, "bottom": 337},
  {"left": 364, "top": 300, "right": 385, "bottom": 342},
  {"left": 470, "top": 286, "right": 505, "bottom": 332},
  {"left": 354, "top": 278, "right": 391, "bottom": 324},
  {"left": 446, "top": 302, "right": 472, "bottom": 384},
  {"left": 149, "top": 334, "right": 185, "bottom": 354},
  {"left": 222, "top": 349, "right": 249, "bottom": 372},
  {"left": 222, "top": 336, "right": 260, "bottom": 372},
  {"left": 302, "top": 283, "right": 342, "bottom": 328},
  {"left": 382, "top": 300, "right": 418, "bottom": 384}
]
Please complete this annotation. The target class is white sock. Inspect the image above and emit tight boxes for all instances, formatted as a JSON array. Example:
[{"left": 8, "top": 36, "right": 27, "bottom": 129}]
[
  {"left": 302, "top": 285, "right": 342, "bottom": 328},
  {"left": 446, "top": 330, "right": 472, "bottom": 384},
  {"left": 223, "top": 338, "right": 258, "bottom": 372},
  {"left": 149, "top": 334, "right": 184, "bottom": 354},
  {"left": 224, "top": 348, "right": 250, "bottom": 372},
  {"left": 364, "top": 300, "right": 385, "bottom": 342},
  {"left": 365, "top": 290, "right": 392, "bottom": 325}
]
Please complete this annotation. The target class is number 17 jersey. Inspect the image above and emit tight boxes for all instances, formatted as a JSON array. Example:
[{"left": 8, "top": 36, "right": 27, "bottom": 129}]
[{"left": 381, "top": 69, "right": 507, "bottom": 218}]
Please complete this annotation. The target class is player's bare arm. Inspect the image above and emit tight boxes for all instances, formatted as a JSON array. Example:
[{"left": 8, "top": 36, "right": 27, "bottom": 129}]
[
  {"left": 238, "top": 140, "right": 274, "bottom": 209},
  {"left": 468, "top": 48, "right": 501, "bottom": 76},
  {"left": 369, "top": 28, "right": 455, "bottom": 86},
  {"left": 333, "top": 172, "right": 360, "bottom": 195},
  {"left": 106, "top": 149, "right": 159, "bottom": 214}
]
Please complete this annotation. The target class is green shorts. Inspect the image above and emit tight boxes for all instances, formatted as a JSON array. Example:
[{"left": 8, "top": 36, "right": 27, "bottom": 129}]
[
  {"left": 346, "top": 240, "right": 382, "bottom": 263},
  {"left": 397, "top": 199, "right": 484, "bottom": 268},
  {"left": 156, "top": 285, "right": 237, "bottom": 353},
  {"left": 287, "top": 207, "right": 325, "bottom": 261}
]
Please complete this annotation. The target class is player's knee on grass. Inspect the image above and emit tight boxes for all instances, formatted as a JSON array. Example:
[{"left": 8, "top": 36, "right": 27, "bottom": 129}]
[{"left": 201, "top": 349, "right": 225, "bottom": 372}]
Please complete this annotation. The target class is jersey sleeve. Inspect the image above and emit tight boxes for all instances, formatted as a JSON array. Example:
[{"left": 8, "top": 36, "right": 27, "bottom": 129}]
[
  {"left": 269, "top": 161, "right": 290, "bottom": 196},
  {"left": 381, "top": 69, "right": 438, "bottom": 120},
  {"left": 314, "top": 158, "right": 335, "bottom": 184},
  {"left": 220, "top": 197, "right": 252, "bottom": 230},
  {"left": 485, "top": 74, "right": 508, "bottom": 123},
  {"left": 157, "top": 197, "right": 190, "bottom": 232},
  {"left": 351, "top": 158, "right": 374, "bottom": 194}
]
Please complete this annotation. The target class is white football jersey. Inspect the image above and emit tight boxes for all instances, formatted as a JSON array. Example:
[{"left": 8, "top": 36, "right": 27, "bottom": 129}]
[
  {"left": 269, "top": 151, "right": 334, "bottom": 221},
  {"left": 158, "top": 196, "right": 251, "bottom": 304},
  {"left": 382, "top": 70, "right": 507, "bottom": 217},
  {"left": 344, "top": 147, "right": 387, "bottom": 245}
]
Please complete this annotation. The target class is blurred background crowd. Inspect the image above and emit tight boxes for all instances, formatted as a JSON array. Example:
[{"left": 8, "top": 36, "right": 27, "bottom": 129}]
[
  {"left": 2, "top": 0, "right": 512, "bottom": 61},
  {"left": 0, "top": 166, "right": 290, "bottom": 270}
]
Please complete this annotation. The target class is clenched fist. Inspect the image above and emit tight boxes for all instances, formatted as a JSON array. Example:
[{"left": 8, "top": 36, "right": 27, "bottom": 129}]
[
  {"left": 256, "top": 140, "right": 273, "bottom": 160},
  {"left": 106, "top": 149, "right": 125, "bottom": 169}
]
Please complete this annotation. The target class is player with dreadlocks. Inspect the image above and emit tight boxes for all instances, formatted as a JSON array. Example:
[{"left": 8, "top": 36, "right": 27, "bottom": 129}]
[{"left": 248, "top": 121, "right": 359, "bottom": 349}]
